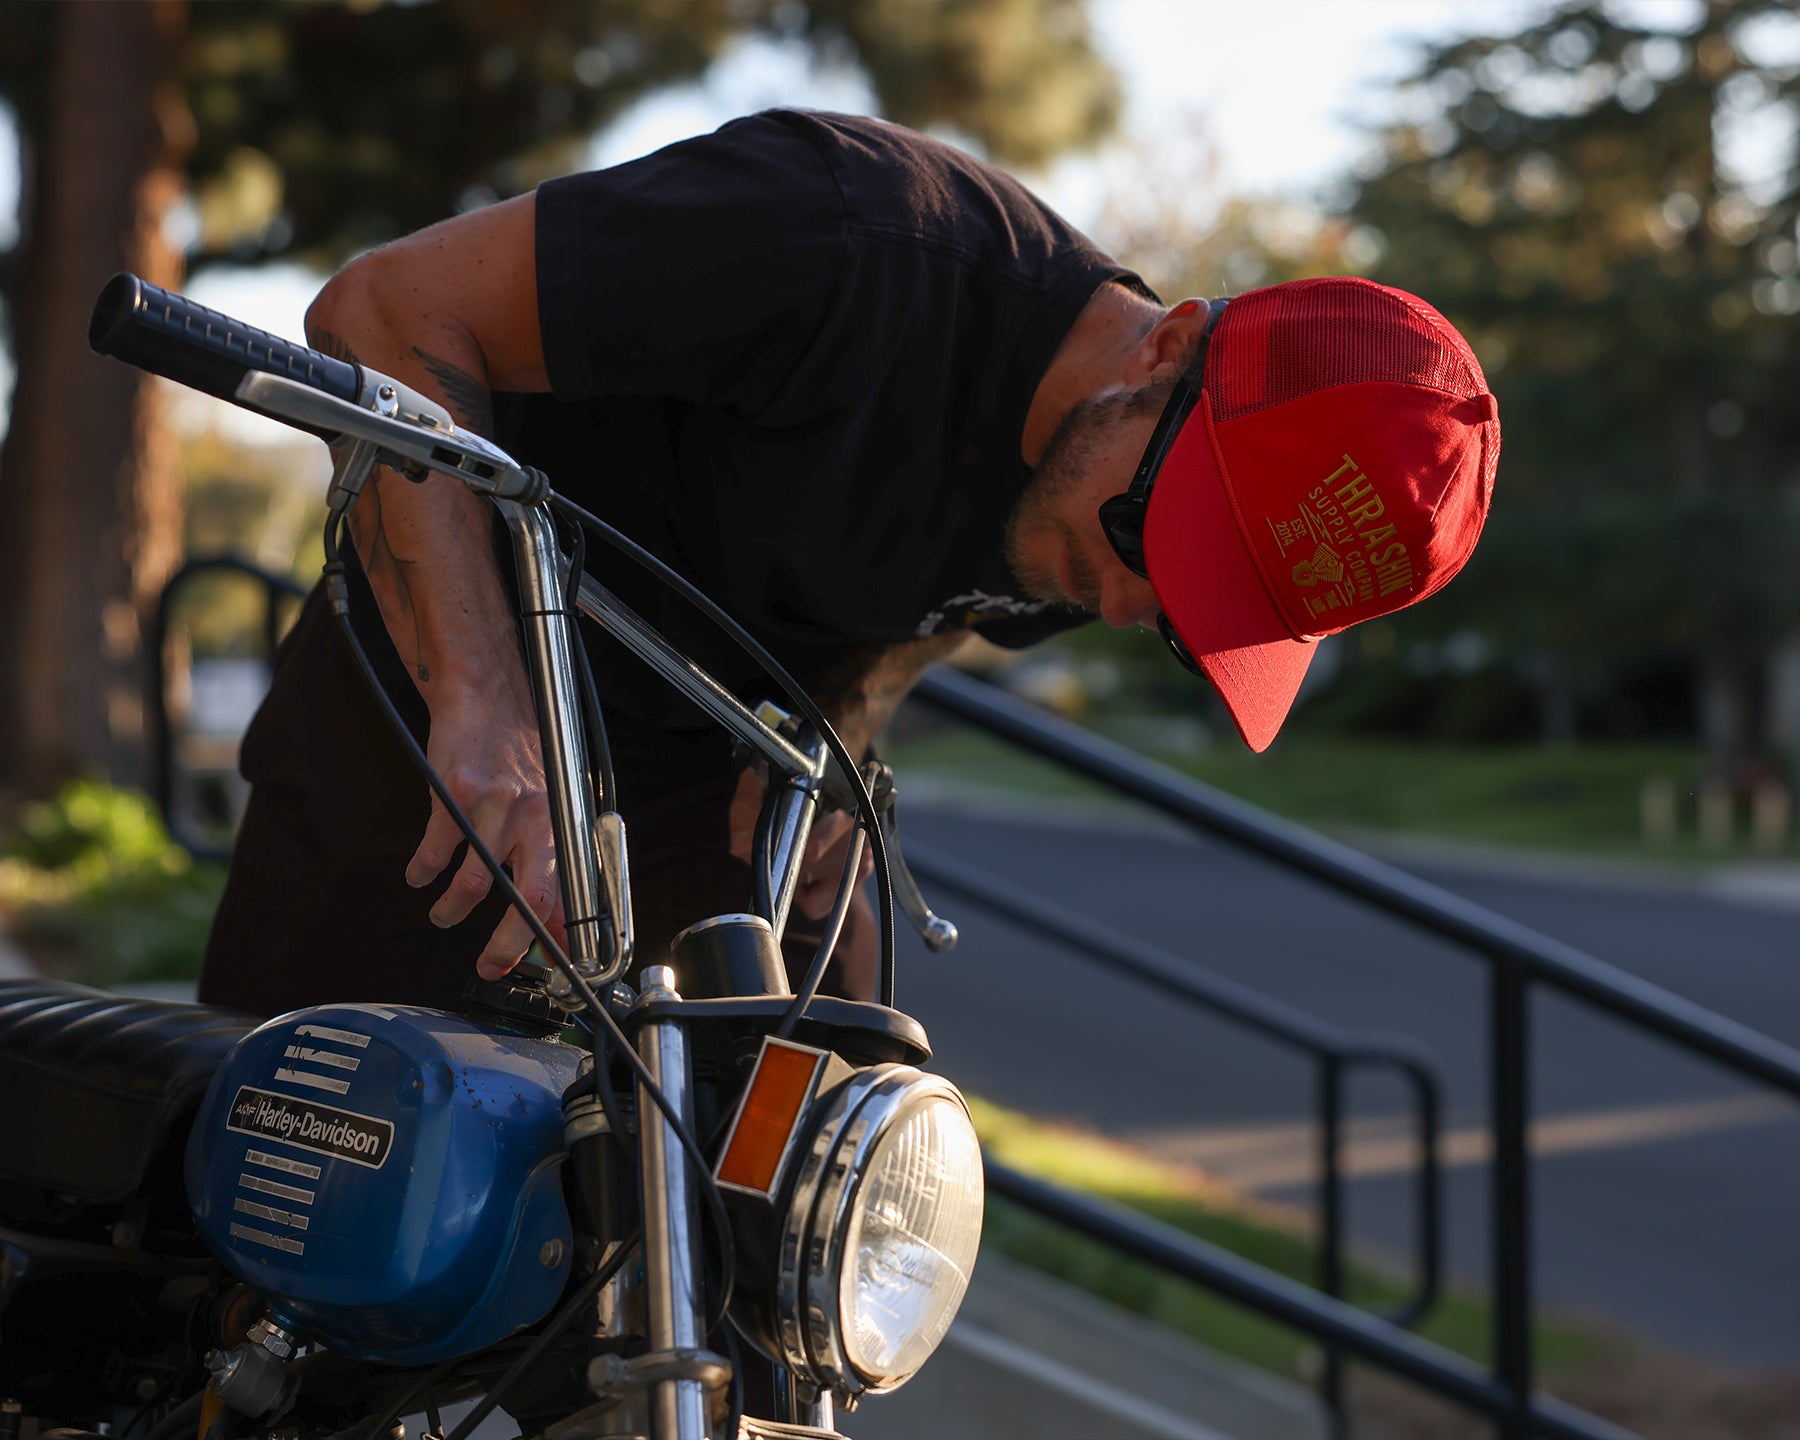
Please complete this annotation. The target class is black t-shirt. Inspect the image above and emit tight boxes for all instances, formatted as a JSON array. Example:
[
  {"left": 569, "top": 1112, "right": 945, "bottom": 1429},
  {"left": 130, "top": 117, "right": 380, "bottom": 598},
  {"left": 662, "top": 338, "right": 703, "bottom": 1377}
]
[{"left": 502, "top": 108, "right": 1145, "bottom": 729}]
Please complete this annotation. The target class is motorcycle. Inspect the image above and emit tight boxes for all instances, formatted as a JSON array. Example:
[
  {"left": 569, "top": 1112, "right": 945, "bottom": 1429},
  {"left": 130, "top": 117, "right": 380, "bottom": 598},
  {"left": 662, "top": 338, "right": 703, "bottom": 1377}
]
[{"left": 0, "top": 275, "right": 978, "bottom": 1439}]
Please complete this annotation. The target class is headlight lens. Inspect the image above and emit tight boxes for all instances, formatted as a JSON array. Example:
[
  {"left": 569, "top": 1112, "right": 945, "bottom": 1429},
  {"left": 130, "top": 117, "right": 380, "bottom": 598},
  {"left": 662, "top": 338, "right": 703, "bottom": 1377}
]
[
  {"left": 839, "top": 1093, "right": 984, "bottom": 1384},
  {"left": 775, "top": 1067, "right": 984, "bottom": 1396}
]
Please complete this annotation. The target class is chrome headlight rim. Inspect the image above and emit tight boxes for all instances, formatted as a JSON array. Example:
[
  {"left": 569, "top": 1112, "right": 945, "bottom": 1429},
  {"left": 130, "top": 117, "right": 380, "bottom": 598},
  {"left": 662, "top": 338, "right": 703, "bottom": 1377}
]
[
  {"left": 772, "top": 1064, "right": 980, "bottom": 1397},
  {"left": 771, "top": 1065, "right": 893, "bottom": 1382}
]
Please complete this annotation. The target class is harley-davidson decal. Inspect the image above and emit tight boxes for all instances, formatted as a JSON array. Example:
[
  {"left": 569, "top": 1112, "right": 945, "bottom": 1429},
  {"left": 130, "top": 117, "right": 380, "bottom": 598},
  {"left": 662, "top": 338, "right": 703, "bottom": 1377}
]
[{"left": 227, "top": 1085, "right": 395, "bottom": 1170}]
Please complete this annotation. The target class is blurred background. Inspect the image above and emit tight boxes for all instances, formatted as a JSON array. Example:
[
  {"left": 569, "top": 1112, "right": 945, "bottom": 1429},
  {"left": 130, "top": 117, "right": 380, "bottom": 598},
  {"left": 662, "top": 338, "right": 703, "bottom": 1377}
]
[
  {"left": 7, "top": 0, "right": 1800, "bottom": 862},
  {"left": 2, "top": 2, "right": 1799, "bottom": 1434}
]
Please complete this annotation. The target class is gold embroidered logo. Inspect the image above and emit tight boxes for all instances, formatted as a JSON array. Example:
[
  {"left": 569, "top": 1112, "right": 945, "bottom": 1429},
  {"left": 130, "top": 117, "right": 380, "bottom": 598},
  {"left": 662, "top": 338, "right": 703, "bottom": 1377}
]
[
  {"left": 1265, "top": 454, "right": 1418, "bottom": 624},
  {"left": 1292, "top": 546, "right": 1343, "bottom": 587}
]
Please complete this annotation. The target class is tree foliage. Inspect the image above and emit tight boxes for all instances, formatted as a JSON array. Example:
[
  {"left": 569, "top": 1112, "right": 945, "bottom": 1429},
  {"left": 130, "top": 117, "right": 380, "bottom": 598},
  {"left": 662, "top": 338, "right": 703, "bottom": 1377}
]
[
  {"left": 1345, "top": 0, "right": 1800, "bottom": 760},
  {"left": 5, "top": 0, "right": 1119, "bottom": 278},
  {"left": 1089, "top": 127, "right": 1389, "bottom": 304}
]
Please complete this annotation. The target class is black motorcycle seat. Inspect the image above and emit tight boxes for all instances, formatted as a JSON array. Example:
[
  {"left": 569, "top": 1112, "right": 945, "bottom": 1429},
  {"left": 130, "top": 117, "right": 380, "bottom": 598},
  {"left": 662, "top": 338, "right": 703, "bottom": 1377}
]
[{"left": 0, "top": 979, "right": 257, "bottom": 1204}]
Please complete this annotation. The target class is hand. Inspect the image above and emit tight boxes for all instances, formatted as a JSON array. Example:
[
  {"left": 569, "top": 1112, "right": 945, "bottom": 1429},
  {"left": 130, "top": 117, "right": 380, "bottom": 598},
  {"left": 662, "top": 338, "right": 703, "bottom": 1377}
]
[
  {"left": 404, "top": 681, "right": 566, "bottom": 980},
  {"left": 728, "top": 770, "right": 874, "bottom": 920}
]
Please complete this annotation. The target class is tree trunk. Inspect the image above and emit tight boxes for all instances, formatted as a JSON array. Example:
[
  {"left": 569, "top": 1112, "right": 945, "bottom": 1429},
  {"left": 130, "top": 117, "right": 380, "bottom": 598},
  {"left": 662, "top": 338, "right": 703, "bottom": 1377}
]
[{"left": 0, "top": 0, "right": 191, "bottom": 797}]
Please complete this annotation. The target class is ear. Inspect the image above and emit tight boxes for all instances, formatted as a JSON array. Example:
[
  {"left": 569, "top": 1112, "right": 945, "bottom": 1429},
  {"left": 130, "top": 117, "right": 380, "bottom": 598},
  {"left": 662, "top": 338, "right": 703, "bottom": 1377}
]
[{"left": 1125, "top": 298, "right": 1210, "bottom": 385}]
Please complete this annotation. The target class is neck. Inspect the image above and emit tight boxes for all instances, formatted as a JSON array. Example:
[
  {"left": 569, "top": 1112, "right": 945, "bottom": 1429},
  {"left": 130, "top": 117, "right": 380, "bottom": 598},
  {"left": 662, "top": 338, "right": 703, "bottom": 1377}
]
[{"left": 1021, "top": 283, "right": 1166, "bottom": 467}]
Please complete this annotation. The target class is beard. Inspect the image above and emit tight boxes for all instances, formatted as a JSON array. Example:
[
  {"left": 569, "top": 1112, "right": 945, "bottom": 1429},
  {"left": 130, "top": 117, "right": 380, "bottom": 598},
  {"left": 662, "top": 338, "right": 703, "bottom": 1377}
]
[{"left": 1005, "top": 375, "right": 1176, "bottom": 612}]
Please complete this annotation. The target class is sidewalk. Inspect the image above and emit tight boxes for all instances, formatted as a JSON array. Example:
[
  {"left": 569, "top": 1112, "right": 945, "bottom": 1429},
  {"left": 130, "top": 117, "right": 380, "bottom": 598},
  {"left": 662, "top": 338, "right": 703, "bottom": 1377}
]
[{"left": 847, "top": 1255, "right": 1325, "bottom": 1440}]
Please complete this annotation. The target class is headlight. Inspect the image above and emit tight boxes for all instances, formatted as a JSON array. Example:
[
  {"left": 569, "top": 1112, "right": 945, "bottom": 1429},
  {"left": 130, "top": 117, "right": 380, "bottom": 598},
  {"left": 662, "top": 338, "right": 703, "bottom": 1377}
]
[{"left": 775, "top": 1066, "right": 983, "bottom": 1395}]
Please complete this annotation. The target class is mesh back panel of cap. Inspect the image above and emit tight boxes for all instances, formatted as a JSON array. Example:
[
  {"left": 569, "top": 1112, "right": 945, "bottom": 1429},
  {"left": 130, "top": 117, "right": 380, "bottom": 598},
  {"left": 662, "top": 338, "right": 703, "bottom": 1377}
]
[{"left": 1207, "top": 277, "right": 1498, "bottom": 498}]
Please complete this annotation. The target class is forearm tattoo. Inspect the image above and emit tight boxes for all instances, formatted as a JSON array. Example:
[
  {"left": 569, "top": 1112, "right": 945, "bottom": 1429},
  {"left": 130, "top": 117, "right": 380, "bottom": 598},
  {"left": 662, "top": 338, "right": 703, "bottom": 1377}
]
[
  {"left": 311, "top": 328, "right": 357, "bottom": 365},
  {"left": 346, "top": 473, "right": 429, "bottom": 684},
  {"left": 413, "top": 346, "right": 495, "bottom": 437}
]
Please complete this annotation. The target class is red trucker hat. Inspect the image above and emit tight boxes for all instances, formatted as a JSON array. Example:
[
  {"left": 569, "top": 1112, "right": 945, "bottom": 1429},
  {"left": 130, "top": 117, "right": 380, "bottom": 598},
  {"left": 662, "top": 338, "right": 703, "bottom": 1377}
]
[{"left": 1141, "top": 277, "right": 1500, "bottom": 752}]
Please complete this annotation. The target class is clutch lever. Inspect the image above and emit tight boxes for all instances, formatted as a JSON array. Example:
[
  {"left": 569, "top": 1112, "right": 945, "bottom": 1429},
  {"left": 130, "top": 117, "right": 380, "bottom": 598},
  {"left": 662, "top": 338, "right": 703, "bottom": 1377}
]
[{"left": 835, "top": 759, "right": 959, "bottom": 954}]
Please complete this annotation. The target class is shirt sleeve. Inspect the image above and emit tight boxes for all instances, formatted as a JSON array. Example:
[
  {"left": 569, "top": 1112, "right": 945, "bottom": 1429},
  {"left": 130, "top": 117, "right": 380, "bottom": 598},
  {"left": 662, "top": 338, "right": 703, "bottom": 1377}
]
[{"left": 534, "top": 114, "right": 847, "bottom": 416}]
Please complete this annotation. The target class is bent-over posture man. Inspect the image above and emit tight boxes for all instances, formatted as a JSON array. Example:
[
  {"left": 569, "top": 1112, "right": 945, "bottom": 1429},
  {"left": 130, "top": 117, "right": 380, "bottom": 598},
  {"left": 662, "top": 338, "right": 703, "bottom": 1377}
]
[{"left": 198, "top": 109, "right": 1501, "bottom": 1016}]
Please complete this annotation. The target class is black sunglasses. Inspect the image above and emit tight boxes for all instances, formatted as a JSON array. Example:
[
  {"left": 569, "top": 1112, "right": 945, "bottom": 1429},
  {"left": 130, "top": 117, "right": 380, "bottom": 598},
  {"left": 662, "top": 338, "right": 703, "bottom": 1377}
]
[{"left": 1097, "top": 298, "right": 1227, "bottom": 676}]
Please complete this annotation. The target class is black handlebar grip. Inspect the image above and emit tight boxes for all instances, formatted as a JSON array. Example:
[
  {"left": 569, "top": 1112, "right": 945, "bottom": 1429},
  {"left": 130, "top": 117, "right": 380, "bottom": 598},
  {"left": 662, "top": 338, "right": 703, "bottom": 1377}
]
[{"left": 89, "top": 272, "right": 361, "bottom": 408}]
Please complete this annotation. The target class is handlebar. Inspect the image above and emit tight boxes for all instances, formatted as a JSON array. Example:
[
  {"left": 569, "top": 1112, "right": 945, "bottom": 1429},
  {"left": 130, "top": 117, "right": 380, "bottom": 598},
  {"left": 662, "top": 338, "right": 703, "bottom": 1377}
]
[{"left": 89, "top": 272, "right": 361, "bottom": 435}]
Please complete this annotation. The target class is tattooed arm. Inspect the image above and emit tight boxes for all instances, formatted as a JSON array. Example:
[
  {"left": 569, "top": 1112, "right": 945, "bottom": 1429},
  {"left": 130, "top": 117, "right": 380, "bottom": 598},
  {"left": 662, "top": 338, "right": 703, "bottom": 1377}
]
[
  {"left": 304, "top": 192, "right": 559, "bottom": 978},
  {"left": 813, "top": 632, "right": 974, "bottom": 764}
]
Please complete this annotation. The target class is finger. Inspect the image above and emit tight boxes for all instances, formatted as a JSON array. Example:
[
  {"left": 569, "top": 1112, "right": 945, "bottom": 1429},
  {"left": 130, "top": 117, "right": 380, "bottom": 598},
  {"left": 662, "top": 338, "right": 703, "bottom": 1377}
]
[
  {"left": 832, "top": 883, "right": 879, "bottom": 1002},
  {"left": 795, "top": 875, "right": 835, "bottom": 922},
  {"left": 728, "top": 770, "right": 768, "bottom": 862},
  {"left": 471, "top": 842, "right": 561, "bottom": 979},
  {"left": 406, "top": 792, "right": 468, "bottom": 888},
  {"left": 807, "top": 810, "right": 854, "bottom": 855},
  {"left": 795, "top": 837, "right": 858, "bottom": 921},
  {"left": 430, "top": 830, "right": 501, "bottom": 929},
  {"left": 475, "top": 865, "right": 560, "bottom": 980}
]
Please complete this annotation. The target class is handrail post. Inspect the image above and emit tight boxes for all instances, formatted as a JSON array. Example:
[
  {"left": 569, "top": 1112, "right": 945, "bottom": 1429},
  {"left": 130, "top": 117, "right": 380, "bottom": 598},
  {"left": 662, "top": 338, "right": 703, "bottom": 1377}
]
[
  {"left": 1492, "top": 961, "right": 1533, "bottom": 1439},
  {"left": 148, "top": 554, "right": 307, "bottom": 863},
  {"left": 1407, "top": 1059, "right": 1445, "bottom": 1329},
  {"left": 1319, "top": 1055, "right": 1348, "bottom": 1438}
]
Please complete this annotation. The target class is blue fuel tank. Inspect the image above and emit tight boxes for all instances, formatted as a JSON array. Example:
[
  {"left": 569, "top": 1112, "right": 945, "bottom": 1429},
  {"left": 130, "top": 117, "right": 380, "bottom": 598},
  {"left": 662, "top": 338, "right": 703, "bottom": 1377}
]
[{"left": 185, "top": 1003, "right": 586, "bottom": 1364}]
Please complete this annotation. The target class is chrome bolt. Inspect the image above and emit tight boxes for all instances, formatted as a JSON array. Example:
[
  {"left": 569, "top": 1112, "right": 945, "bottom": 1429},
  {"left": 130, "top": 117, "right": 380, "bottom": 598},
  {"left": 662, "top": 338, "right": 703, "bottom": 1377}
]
[
  {"left": 586, "top": 1351, "right": 629, "bottom": 1395},
  {"left": 247, "top": 1316, "right": 297, "bottom": 1359},
  {"left": 540, "top": 1237, "right": 567, "bottom": 1268},
  {"left": 639, "top": 964, "right": 680, "bottom": 1003}
]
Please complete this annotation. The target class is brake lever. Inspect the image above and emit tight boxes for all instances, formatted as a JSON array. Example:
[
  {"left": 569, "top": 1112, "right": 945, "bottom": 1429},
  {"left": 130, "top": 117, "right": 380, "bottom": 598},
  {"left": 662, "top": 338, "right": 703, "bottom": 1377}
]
[
  {"left": 852, "top": 760, "right": 959, "bottom": 954},
  {"left": 236, "top": 369, "right": 544, "bottom": 502}
]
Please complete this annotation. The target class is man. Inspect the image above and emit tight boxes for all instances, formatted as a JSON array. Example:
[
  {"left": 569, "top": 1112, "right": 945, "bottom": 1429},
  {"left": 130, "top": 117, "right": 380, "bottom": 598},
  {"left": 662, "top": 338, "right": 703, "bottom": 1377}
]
[{"left": 197, "top": 109, "right": 1499, "bottom": 1016}]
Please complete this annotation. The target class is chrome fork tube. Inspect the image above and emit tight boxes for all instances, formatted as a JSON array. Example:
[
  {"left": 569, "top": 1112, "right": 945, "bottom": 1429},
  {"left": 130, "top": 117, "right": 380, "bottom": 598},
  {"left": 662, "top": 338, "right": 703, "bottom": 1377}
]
[
  {"left": 776, "top": 1370, "right": 835, "bottom": 1431},
  {"left": 495, "top": 499, "right": 610, "bottom": 980},
  {"left": 635, "top": 966, "right": 709, "bottom": 1439}
]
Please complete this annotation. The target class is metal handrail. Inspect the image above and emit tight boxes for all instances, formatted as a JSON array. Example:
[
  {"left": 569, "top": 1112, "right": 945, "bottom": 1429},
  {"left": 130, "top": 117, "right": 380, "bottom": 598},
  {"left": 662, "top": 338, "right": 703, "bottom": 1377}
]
[
  {"left": 911, "top": 665, "right": 1800, "bottom": 1440},
  {"left": 913, "top": 669, "right": 1800, "bottom": 1097},
  {"left": 985, "top": 1162, "right": 1636, "bottom": 1440},
  {"left": 908, "top": 841, "right": 1444, "bottom": 1332}
]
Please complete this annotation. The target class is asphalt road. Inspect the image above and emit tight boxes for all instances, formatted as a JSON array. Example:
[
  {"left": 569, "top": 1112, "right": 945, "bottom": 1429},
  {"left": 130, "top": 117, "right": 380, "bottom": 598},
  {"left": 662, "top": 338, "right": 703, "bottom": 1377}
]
[{"left": 890, "top": 797, "right": 1800, "bottom": 1368}]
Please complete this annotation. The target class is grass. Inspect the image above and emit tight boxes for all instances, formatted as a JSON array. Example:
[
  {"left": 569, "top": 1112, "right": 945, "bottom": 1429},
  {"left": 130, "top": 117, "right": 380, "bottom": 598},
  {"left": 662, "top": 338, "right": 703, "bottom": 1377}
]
[
  {"left": 888, "top": 722, "right": 1766, "bottom": 863},
  {"left": 968, "top": 1094, "right": 1620, "bottom": 1390},
  {"left": 0, "top": 780, "right": 223, "bottom": 985}
]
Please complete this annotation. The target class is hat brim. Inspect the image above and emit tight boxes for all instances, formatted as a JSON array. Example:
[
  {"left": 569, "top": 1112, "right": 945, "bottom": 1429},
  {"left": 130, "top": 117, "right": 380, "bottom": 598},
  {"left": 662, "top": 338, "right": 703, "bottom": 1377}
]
[{"left": 1142, "top": 393, "right": 1317, "bottom": 753}]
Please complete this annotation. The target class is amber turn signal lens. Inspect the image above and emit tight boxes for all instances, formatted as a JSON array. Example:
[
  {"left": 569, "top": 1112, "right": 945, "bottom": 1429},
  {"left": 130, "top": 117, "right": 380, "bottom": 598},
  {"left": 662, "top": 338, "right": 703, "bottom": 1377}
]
[{"left": 716, "top": 1038, "right": 827, "bottom": 1196}]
